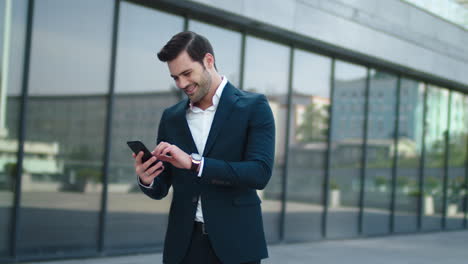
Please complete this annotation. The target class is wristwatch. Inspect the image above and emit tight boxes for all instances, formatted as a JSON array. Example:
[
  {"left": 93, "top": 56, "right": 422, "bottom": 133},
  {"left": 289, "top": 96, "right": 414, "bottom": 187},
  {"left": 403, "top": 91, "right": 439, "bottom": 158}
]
[{"left": 190, "top": 153, "right": 202, "bottom": 172}]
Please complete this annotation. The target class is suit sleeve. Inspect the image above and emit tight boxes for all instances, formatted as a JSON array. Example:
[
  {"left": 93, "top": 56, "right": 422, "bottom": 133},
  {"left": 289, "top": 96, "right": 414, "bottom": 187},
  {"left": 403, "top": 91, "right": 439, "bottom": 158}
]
[
  {"left": 139, "top": 110, "right": 173, "bottom": 200},
  {"left": 200, "top": 94, "right": 275, "bottom": 190}
]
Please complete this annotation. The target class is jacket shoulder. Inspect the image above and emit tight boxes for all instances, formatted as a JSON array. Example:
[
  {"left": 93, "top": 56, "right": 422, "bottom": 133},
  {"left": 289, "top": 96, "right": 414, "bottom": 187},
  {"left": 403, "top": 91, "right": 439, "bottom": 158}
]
[
  {"left": 161, "top": 99, "right": 188, "bottom": 121},
  {"left": 228, "top": 84, "right": 267, "bottom": 103}
]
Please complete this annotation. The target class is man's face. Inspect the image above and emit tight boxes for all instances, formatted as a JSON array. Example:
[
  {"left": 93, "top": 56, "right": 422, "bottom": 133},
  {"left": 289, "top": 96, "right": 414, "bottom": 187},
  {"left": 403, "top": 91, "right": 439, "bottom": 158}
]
[{"left": 168, "top": 51, "right": 212, "bottom": 104}]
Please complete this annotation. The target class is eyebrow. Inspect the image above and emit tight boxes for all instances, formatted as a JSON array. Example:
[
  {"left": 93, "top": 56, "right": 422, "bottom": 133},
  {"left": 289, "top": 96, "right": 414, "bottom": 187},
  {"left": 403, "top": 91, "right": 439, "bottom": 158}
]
[{"left": 171, "top": 69, "right": 191, "bottom": 79}]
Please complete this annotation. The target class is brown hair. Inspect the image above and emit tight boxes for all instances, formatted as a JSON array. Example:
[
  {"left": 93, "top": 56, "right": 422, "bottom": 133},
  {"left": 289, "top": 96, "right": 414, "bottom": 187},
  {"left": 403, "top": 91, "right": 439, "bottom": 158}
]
[{"left": 157, "top": 31, "right": 216, "bottom": 69}]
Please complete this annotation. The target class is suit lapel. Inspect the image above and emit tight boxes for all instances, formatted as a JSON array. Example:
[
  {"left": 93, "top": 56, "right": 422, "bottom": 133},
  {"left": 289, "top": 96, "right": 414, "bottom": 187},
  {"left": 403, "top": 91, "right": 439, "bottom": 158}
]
[
  {"left": 203, "top": 82, "right": 239, "bottom": 156},
  {"left": 173, "top": 99, "right": 198, "bottom": 154}
]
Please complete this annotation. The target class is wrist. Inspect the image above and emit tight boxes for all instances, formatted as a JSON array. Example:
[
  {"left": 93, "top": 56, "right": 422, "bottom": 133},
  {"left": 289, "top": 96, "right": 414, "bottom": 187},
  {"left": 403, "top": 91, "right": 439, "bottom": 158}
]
[
  {"left": 189, "top": 153, "right": 202, "bottom": 172},
  {"left": 185, "top": 154, "right": 192, "bottom": 170}
]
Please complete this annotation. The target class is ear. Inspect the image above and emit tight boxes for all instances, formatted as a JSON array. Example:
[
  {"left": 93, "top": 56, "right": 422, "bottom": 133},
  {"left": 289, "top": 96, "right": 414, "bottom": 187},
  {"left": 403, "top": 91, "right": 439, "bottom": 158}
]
[{"left": 203, "top": 53, "right": 215, "bottom": 69}]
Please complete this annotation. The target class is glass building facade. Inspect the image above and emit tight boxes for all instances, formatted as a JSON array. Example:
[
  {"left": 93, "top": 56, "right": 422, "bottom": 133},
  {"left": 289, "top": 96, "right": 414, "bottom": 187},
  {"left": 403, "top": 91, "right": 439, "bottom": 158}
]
[{"left": 1, "top": 0, "right": 467, "bottom": 262}]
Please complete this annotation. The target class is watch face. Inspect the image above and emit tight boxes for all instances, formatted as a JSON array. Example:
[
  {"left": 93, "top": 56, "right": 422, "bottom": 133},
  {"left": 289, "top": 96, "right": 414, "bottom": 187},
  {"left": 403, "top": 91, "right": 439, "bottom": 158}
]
[{"left": 191, "top": 153, "right": 202, "bottom": 161}]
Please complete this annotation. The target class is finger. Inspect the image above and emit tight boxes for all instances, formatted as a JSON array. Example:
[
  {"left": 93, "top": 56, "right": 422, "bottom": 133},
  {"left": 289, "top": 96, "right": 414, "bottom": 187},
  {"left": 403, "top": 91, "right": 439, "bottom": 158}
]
[
  {"left": 134, "top": 152, "right": 144, "bottom": 175},
  {"left": 153, "top": 166, "right": 165, "bottom": 177},
  {"left": 142, "top": 156, "right": 158, "bottom": 170},
  {"left": 137, "top": 161, "right": 157, "bottom": 179},
  {"left": 155, "top": 142, "right": 170, "bottom": 156},
  {"left": 135, "top": 151, "right": 144, "bottom": 164},
  {"left": 145, "top": 161, "right": 164, "bottom": 174},
  {"left": 157, "top": 155, "right": 172, "bottom": 163},
  {"left": 161, "top": 145, "right": 174, "bottom": 157},
  {"left": 139, "top": 171, "right": 156, "bottom": 186},
  {"left": 147, "top": 165, "right": 165, "bottom": 180},
  {"left": 153, "top": 142, "right": 165, "bottom": 156}
]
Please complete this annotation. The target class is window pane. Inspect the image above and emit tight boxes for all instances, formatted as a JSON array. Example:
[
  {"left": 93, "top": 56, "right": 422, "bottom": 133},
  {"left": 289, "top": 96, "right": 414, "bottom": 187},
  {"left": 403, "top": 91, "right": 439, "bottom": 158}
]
[
  {"left": 18, "top": 0, "right": 113, "bottom": 257},
  {"left": 422, "top": 85, "right": 449, "bottom": 231},
  {"left": 445, "top": 91, "right": 467, "bottom": 229},
  {"left": 188, "top": 20, "right": 241, "bottom": 88},
  {"left": 394, "top": 79, "right": 425, "bottom": 233},
  {"left": 362, "top": 70, "right": 397, "bottom": 236},
  {"left": 106, "top": 2, "right": 183, "bottom": 250},
  {"left": 285, "top": 50, "right": 331, "bottom": 241},
  {"left": 0, "top": 0, "right": 27, "bottom": 257},
  {"left": 243, "top": 36, "right": 289, "bottom": 242},
  {"left": 464, "top": 96, "right": 468, "bottom": 222},
  {"left": 327, "top": 61, "right": 367, "bottom": 239}
]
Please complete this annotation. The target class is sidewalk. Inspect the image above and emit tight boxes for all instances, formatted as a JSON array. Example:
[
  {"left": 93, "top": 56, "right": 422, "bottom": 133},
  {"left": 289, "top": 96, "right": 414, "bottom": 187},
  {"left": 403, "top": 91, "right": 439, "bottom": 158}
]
[{"left": 25, "top": 230, "right": 468, "bottom": 264}]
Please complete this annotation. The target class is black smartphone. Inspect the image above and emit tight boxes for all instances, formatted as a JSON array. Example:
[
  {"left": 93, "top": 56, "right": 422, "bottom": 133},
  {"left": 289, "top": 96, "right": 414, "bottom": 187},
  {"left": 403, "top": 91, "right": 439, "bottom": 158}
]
[{"left": 127, "top": 140, "right": 158, "bottom": 168}]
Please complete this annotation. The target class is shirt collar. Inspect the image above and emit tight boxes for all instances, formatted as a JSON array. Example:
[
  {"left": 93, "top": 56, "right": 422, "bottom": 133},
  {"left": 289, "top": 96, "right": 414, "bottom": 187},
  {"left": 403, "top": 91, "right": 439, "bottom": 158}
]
[{"left": 189, "top": 76, "right": 227, "bottom": 112}]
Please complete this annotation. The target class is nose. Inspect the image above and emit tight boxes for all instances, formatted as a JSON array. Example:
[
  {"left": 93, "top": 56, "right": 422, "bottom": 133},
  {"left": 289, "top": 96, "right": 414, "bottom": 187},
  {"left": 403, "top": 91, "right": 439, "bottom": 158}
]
[{"left": 177, "top": 76, "right": 189, "bottom": 89}]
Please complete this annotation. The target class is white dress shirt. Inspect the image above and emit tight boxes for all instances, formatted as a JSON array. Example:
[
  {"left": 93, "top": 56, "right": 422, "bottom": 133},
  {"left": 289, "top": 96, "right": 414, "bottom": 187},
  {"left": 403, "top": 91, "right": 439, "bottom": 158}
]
[
  {"left": 187, "top": 76, "right": 227, "bottom": 222},
  {"left": 140, "top": 76, "right": 228, "bottom": 223}
]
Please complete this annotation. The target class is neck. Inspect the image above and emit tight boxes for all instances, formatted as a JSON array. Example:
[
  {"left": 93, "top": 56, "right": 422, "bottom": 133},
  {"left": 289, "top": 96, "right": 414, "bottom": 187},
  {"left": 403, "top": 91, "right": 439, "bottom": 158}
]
[{"left": 194, "top": 73, "right": 222, "bottom": 110}]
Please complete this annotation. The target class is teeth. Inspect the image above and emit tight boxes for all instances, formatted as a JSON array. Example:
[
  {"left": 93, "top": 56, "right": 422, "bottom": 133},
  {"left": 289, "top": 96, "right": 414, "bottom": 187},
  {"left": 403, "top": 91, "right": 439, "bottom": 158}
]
[{"left": 186, "top": 85, "right": 196, "bottom": 94}]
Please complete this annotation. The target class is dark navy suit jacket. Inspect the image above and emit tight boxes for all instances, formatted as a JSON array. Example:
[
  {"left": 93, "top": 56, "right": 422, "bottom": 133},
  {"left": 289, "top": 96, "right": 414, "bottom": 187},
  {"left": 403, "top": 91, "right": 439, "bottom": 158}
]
[{"left": 140, "top": 82, "right": 275, "bottom": 264}]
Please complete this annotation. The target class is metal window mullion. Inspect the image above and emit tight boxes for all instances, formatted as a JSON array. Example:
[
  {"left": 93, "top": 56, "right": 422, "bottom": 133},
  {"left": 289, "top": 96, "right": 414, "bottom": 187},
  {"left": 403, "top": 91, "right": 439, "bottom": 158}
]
[
  {"left": 183, "top": 14, "right": 189, "bottom": 31},
  {"left": 441, "top": 91, "right": 452, "bottom": 229},
  {"left": 279, "top": 46, "right": 294, "bottom": 241},
  {"left": 238, "top": 32, "right": 246, "bottom": 90},
  {"left": 97, "top": 0, "right": 121, "bottom": 253},
  {"left": 322, "top": 58, "right": 335, "bottom": 238},
  {"left": 390, "top": 76, "right": 402, "bottom": 233},
  {"left": 464, "top": 132, "right": 468, "bottom": 228},
  {"left": 358, "top": 67, "right": 371, "bottom": 235},
  {"left": 417, "top": 83, "right": 429, "bottom": 230},
  {"left": 11, "top": 0, "right": 35, "bottom": 259}
]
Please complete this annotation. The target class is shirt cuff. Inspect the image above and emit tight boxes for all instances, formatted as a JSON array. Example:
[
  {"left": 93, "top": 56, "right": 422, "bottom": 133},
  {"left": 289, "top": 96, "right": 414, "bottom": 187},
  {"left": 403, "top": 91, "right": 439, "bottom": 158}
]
[
  {"left": 197, "top": 157, "right": 204, "bottom": 177},
  {"left": 137, "top": 175, "right": 154, "bottom": 188}
]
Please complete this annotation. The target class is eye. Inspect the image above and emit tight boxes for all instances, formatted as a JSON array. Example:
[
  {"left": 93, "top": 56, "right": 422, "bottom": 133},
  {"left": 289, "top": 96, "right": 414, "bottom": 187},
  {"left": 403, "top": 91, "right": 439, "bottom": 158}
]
[{"left": 183, "top": 71, "right": 191, "bottom": 77}]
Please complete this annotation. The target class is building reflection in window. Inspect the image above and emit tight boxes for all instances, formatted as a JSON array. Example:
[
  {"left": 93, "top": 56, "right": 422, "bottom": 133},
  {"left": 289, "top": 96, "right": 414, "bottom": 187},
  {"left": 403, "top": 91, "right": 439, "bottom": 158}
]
[
  {"left": 106, "top": 2, "right": 183, "bottom": 250},
  {"left": 327, "top": 60, "right": 367, "bottom": 239},
  {"left": 362, "top": 69, "right": 397, "bottom": 236},
  {"left": 394, "top": 78, "right": 425, "bottom": 233},
  {"left": 445, "top": 91, "right": 467, "bottom": 229},
  {"left": 0, "top": 0, "right": 28, "bottom": 257},
  {"left": 422, "top": 85, "right": 449, "bottom": 231},
  {"left": 285, "top": 49, "right": 331, "bottom": 242},
  {"left": 18, "top": 0, "right": 113, "bottom": 257},
  {"left": 243, "top": 35, "right": 289, "bottom": 242}
]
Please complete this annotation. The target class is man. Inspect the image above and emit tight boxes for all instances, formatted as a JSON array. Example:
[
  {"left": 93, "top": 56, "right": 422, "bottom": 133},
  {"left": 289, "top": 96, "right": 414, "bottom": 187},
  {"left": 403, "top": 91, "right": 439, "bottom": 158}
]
[{"left": 132, "top": 31, "right": 275, "bottom": 264}]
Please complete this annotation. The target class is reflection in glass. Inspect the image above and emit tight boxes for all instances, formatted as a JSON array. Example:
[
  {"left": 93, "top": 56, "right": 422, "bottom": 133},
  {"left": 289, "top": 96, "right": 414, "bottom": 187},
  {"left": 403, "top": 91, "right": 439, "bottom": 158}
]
[
  {"left": 285, "top": 50, "right": 330, "bottom": 241},
  {"left": 422, "top": 85, "right": 449, "bottom": 231},
  {"left": 243, "top": 36, "right": 289, "bottom": 242},
  {"left": 107, "top": 2, "right": 183, "bottom": 250},
  {"left": 0, "top": 0, "right": 27, "bottom": 257},
  {"left": 327, "top": 61, "right": 367, "bottom": 239},
  {"left": 362, "top": 70, "right": 397, "bottom": 235},
  {"left": 394, "top": 79, "right": 424, "bottom": 233},
  {"left": 445, "top": 91, "right": 467, "bottom": 229},
  {"left": 188, "top": 20, "right": 241, "bottom": 88},
  {"left": 464, "top": 96, "right": 468, "bottom": 222},
  {"left": 18, "top": 0, "right": 113, "bottom": 256}
]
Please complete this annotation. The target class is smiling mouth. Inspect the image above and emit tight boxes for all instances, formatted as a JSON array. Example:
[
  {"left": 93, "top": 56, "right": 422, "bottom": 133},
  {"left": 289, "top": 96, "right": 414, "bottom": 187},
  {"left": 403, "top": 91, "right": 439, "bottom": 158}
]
[{"left": 185, "top": 84, "right": 197, "bottom": 95}]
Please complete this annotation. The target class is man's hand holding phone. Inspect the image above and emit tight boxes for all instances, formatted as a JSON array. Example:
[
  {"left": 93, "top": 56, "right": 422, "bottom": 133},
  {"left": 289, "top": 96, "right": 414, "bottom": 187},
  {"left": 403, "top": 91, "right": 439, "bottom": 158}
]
[
  {"left": 128, "top": 140, "right": 192, "bottom": 186},
  {"left": 154, "top": 141, "right": 192, "bottom": 170},
  {"left": 133, "top": 151, "right": 164, "bottom": 186}
]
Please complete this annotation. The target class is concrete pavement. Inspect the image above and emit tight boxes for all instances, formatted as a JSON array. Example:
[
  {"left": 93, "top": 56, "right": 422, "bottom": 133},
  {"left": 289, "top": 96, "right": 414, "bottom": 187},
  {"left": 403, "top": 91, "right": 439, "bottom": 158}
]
[{"left": 24, "top": 230, "right": 468, "bottom": 264}]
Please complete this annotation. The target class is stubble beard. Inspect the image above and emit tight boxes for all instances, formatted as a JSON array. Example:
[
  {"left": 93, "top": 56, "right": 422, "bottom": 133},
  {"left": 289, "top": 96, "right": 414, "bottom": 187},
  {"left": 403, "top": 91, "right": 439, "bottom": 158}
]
[{"left": 190, "top": 69, "right": 212, "bottom": 104}]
